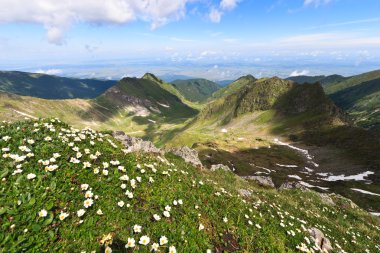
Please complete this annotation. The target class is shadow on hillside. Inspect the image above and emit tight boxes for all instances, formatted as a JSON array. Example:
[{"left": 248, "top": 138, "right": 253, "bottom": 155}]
[{"left": 330, "top": 78, "right": 380, "bottom": 108}]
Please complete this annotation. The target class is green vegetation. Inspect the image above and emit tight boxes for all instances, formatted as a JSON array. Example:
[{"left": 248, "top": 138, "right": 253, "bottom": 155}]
[
  {"left": 1, "top": 119, "right": 379, "bottom": 252},
  {"left": 324, "top": 70, "right": 380, "bottom": 129},
  {"left": 0, "top": 71, "right": 116, "bottom": 99},
  {"left": 170, "top": 79, "right": 220, "bottom": 102},
  {"left": 287, "top": 75, "right": 346, "bottom": 86}
]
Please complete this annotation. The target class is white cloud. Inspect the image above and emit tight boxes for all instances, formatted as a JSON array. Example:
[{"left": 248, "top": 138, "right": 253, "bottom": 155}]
[
  {"left": 209, "top": 8, "right": 222, "bottom": 23},
  {"left": 0, "top": 0, "right": 191, "bottom": 45},
  {"left": 289, "top": 70, "right": 310, "bottom": 77},
  {"left": 35, "top": 69, "right": 63, "bottom": 75},
  {"left": 220, "top": 0, "right": 240, "bottom": 10},
  {"left": 304, "top": 0, "right": 332, "bottom": 7},
  {"left": 209, "top": 0, "right": 241, "bottom": 23}
]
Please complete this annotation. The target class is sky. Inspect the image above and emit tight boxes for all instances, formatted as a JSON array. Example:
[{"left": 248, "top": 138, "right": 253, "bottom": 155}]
[{"left": 0, "top": 0, "right": 380, "bottom": 80}]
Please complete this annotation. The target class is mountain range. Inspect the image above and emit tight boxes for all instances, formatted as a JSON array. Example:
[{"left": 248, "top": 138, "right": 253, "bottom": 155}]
[{"left": 0, "top": 69, "right": 379, "bottom": 214}]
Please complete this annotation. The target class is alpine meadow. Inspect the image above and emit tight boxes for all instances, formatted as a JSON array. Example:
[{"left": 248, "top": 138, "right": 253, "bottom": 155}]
[{"left": 0, "top": 1, "right": 380, "bottom": 253}]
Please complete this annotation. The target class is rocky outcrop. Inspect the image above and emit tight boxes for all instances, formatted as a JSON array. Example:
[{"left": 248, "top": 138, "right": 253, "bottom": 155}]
[
  {"left": 210, "top": 164, "right": 231, "bottom": 172},
  {"left": 112, "top": 131, "right": 162, "bottom": 154},
  {"left": 278, "top": 181, "right": 310, "bottom": 191},
  {"left": 309, "top": 227, "right": 332, "bottom": 252},
  {"left": 168, "top": 146, "right": 203, "bottom": 167},
  {"left": 318, "top": 193, "right": 335, "bottom": 206},
  {"left": 238, "top": 189, "right": 252, "bottom": 198},
  {"left": 242, "top": 176, "right": 275, "bottom": 188}
]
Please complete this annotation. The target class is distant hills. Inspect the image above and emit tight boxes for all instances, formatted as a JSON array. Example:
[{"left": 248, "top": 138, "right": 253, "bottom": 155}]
[
  {"left": 0, "top": 71, "right": 116, "bottom": 99},
  {"left": 170, "top": 78, "right": 220, "bottom": 102},
  {"left": 288, "top": 70, "right": 380, "bottom": 129}
]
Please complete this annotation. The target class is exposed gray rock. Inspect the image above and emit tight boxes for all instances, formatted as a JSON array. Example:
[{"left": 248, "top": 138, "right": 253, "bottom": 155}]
[
  {"left": 309, "top": 227, "right": 332, "bottom": 252},
  {"left": 242, "top": 176, "right": 275, "bottom": 188},
  {"left": 168, "top": 146, "right": 202, "bottom": 167},
  {"left": 210, "top": 164, "right": 231, "bottom": 172},
  {"left": 318, "top": 193, "right": 335, "bottom": 206},
  {"left": 238, "top": 189, "right": 252, "bottom": 198},
  {"left": 278, "top": 181, "right": 310, "bottom": 191},
  {"left": 329, "top": 193, "right": 358, "bottom": 209},
  {"left": 113, "top": 131, "right": 162, "bottom": 154}
]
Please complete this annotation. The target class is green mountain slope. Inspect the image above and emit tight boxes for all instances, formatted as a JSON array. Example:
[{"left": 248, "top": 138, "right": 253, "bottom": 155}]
[
  {"left": 212, "top": 75, "right": 256, "bottom": 99},
  {"left": 170, "top": 79, "right": 220, "bottom": 102},
  {"left": 0, "top": 74, "right": 198, "bottom": 142},
  {"left": 324, "top": 70, "right": 380, "bottom": 129},
  {"left": 1, "top": 118, "right": 379, "bottom": 252},
  {"left": 287, "top": 75, "right": 346, "bottom": 86},
  {"left": 0, "top": 71, "right": 116, "bottom": 99},
  {"left": 199, "top": 77, "right": 342, "bottom": 126}
]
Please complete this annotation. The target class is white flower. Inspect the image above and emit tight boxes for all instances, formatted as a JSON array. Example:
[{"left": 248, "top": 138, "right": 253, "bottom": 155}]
[
  {"left": 136, "top": 176, "right": 142, "bottom": 182},
  {"left": 27, "top": 173, "right": 36, "bottom": 180},
  {"left": 169, "top": 246, "right": 177, "bottom": 253},
  {"left": 117, "top": 201, "right": 125, "bottom": 207},
  {"left": 102, "top": 162, "right": 109, "bottom": 168},
  {"left": 59, "top": 212, "right": 69, "bottom": 220},
  {"left": 173, "top": 200, "right": 178, "bottom": 206},
  {"left": 223, "top": 217, "right": 228, "bottom": 223},
  {"left": 139, "top": 235, "right": 150, "bottom": 245},
  {"left": 97, "top": 209, "right": 103, "bottom": 215},
  {"left": 93, "top": 168, "right": 99, "bottom": 174},
  {"left": 85, "top": 191, "right": 93, "bottom": 198},
  {"left": 178, "top": 199, "right": 183, "bottom": 205},
  {"left": 102, "top": 170, "right": 109, "bottom": 176},
  {"left": 84, "top": 198, "right": 94, "bottom": 208},
  {"left": 105, "top": 246, "right": 112, "bottom": 253},
  {"left": 83, "top": 162, "right": 91, "bottom": 168},
  {"left": 81, "top": 184, "right": 89, "bottom": 191},
  {"left": 199, "top": 223, "right": 205, "bottom": 231},
  {"left": 159, "top": 236, "right": 168, "bottom": 245},
  {"left": 77, "top": 209, "right": 86, "bottom": 217},
  {"left": 120, "top": 175, "right": 129, "bottom": 181},
  {"left": 151, "top": 242, "right": 159, "bottom": 251},
  {"left": 153, "top": 214, "right": 161, "bottom": 221},
  {"left": 163, "top": 211, "right": 170, "bottom": 218},
  {"left": 121, "top": 184, "right": 126, "bottom": 189},
  {"left": 165, "top": 205, "right": 171, "bottom": 211},
  {"left": 38, "top": 209, "right": 47, "bottom": 217},
  {"left": 255, "top": 224, "right": 262, "bottom": 229},
  {"left": 133, "top": 224, "right": 142, "bottom": 233},
  {"left": 125, "top": 238, "right": 135, "bottom": 248}
]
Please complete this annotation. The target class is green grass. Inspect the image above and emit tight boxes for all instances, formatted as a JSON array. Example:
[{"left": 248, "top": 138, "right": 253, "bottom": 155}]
[
  {"left": 170, "top": 79, "right": 220, "bottom": 102},
  {"left": 1, "top": 119, "right": 379, "bottom": 252}
]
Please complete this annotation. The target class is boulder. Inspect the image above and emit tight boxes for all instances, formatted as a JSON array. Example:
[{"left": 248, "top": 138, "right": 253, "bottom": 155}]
[
  {"left": 210, "top": 164, "right": 231, "bottom": 172},
  {"left": 242, "top": 176, "right": 275, "bottom": 188},
  {"left": 238, "top": 189, "right": 252, "bottom": 198},
  {"left": 278, "top": 181, "right": 310, "bottom": 191},
  {"left": 168, "top": 146, "right": 203, "bottom": 167},
  {"left": 112, "top": 131, "right": 162, "bottom": 154},
  {"left": 309, "top": 227, "right": 332, "bottom": 252},
  {"left": 318, "top": 193, "right": 335, "bottom": 206}
]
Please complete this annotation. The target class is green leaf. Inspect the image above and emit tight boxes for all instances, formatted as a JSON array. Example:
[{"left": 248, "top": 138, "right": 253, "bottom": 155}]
[
  {"left": 42, "top": 213, "right": 54, "bottom": 227},
  {"left": 32, "top": 224, "right": 41, "bottom": 232},
  {"left": 0, "top": 207, "right": 7, "bottom": 215},
  {"left": 28, "top": 197, "right": 36, "bottom": 206}
]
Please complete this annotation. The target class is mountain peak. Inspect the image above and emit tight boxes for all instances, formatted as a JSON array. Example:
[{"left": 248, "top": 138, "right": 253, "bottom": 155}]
[{"left": 142, "top": 73, "right": 163, "bottom": 83}]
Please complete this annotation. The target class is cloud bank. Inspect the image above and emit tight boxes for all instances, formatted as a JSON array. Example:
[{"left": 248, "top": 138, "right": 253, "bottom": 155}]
[{"left": 0, "top": 0, "right": 240, "bottom": 45}]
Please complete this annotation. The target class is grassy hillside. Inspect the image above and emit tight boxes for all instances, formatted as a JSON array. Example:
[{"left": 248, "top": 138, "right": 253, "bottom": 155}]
[
  {"left": 0, "top": 71, "right": 116, "bottom": 99},
  {"left": 211, "top": 75, "right": 256, "bottom": 99},
  {"left": 287, "top": 75, "right": 346, "bottom": 86},
  {"left": 0, "top": 74, "right": 198, "bottom": 143},
  {"left": 198, "top": 77, "right": 342, "bottom": 126},
  {"left": 170, "top": 79, "right": 220, "bottom": 102},
  {"left": 1, "top": 118, "right": 379, "bottom": 252},
  {"left": 323, "top": 70, "right": 380, "bottom": 129}
]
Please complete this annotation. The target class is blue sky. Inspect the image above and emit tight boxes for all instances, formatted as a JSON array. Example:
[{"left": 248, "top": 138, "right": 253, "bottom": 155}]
[{"left": 0, "top": 0, "right": 380, "bottom": 80}]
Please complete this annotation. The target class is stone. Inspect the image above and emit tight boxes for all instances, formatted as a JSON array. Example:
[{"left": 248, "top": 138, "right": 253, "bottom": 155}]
[
  {"left": 242, "top": 176, "right": 275, "bottom": 188},
  {"left": 168, "top": 146, "right": 203, "bottom": 167},
  {"left": 238, "top": 189, "right": 252, "bottom": 197},
  {"left": 112, "top": 131, "right": 162, "bottom": 154},
  {"left": 210, "top": 164, "right": 231, "bottom": 172},
  {"left": 278, "top": 181, "right": 310, "bottom": 191},
  {"left": 309, "top": 227, "right": 332, "bottom": 252}
]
